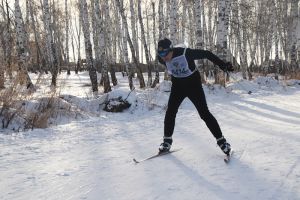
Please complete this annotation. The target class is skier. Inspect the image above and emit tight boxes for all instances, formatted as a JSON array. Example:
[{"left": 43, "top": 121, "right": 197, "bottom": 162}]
[{"left": 157, "top": 38, "right": 234, "bottom": 156}]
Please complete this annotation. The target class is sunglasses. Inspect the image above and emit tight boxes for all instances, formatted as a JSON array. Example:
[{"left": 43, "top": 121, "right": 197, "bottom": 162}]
[{"left": 158, "top": 49, "right": 170, "bottom": 58}]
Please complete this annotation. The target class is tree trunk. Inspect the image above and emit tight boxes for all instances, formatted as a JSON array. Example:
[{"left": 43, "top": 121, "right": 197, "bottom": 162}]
[
  {"left": 43, "top": 0, "right": 58, "bottom": 87},
  {"left": 151, "top": 2, "right": 159, "bottom": 88},
  {"left": 79, "top": 0, "right": 98, "bottom": 94},
  {"left": 288, "top": 0, "right": 299, "bottom": 70},
  {"left": 138, "top": 0, "right": 152, "bottom": 87},
  {"left": 115, "top": 0, "right": 145, "bottom": 89},
  {"left": 216, "top": 0, "right": 229, "bottom": 85},
  {"left": 93, "top": 0, "right": 110, "bottom": 92},
  {"left": 194, "top": 0, "right": 205, "bottom": 83},
  {"left": 169, "top": 0, "right": 178, "bottom": 44},
  {"left": 65, "top": 0, "right": 70, "bottom": 75},
  {"left": 129, "top": 0, "right": 139, "bottom": 63},
  {"left": 15, "top": 0, "right": 33, "bottom": 89}
]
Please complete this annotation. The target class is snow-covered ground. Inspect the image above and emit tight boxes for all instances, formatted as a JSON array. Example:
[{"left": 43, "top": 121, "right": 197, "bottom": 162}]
[{"left": 0, "top": 72, "right": 300, "bottom": 200}]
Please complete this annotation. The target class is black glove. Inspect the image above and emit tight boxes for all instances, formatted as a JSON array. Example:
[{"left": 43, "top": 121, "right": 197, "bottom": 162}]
[{"left": 221, "top": 62, "right": 234, "bottom": 72}]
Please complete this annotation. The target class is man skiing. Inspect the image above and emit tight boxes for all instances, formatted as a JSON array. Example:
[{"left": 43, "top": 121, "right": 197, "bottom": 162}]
[{"left": 157, "top": 38, "right": 233, "bottom": 156}]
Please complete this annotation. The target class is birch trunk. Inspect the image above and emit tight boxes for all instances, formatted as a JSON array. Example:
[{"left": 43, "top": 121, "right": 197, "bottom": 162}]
[
  {"left": 79, "top": 0, "right": 99, "bottom": 94},
  {"left": 194, "top": 0, "right": 203, "bottom": 50},
  {"left": 194, "top": 0, "right": 205, "bottom": 83},
  {"left": 103, "top": 3, "right": 117, "bottom": 87},
  {"left": 115, "top": 0, "right": 145, "bottom": 89},
  {"left": 158, "top": 0, "right": 169, "bottom": 81},
  {"left": 169, "top": 0, "right": 178, "bottom": 44},
  {"left": 0, "top": 58, "right": 3, "bottom": 89},
  {"left": 216, "top": 0, "right": 229, "bottom": 85},
  {"left": 181, "top": 2, "right": 187, "bottom": 43},
  {"left": 15, "top": 0, "right": 33, "bottom": 89},
  {"left": 129, "top": 0, "right": 139, "bottom": 62},
  {"left": 0, "top": 0, "right": 13, "bottom": 88},
  {"left": 288, "top": 0, "right": 299, "bottom": 70},
  {"left": 43, "top": 0, "right": 58, "bottom": 87},
  {"left": 121, "top": 18, "right": 134, "bottom": 90},
  {"left": 151, "top": 2, "right": 159, "bottom": 88},
  {"left": 29, "top": 1, "right": 45, "bottom": 73},
  {"left": 95, "top": 0, "right": 111, "bottom": 92},
  {"left": 65, "top": 0, "right": 70, "bottom": 75},
  {"left": 216, "top": 0, "right": 229, "bottom": 61},
  {"left": 138, "top": 0, "right": 152, "bottom": 87},
  {"left": 158, "top": 0, "right": 164, "bottom": 39}
]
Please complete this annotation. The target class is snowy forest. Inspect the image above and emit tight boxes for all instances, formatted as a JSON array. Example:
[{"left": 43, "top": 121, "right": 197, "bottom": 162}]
[
  {"left": 0, "top": 0, "right": 299, "bottom": 93},
  {"left": 0, "top": 0, "right": 299, "bottom": 129},
  {"left": 1, "top": 1, "right": 300, "bottom": 199}
]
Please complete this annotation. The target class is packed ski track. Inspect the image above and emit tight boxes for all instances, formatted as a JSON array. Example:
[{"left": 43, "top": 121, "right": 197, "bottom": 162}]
[{"left": 0, "top": 72, "right": 300, "bottom": 200}]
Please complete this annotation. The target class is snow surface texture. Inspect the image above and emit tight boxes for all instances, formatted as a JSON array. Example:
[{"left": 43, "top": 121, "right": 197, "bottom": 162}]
[{"left": 0, "top": 72, "right": 300, "bottom": 200}]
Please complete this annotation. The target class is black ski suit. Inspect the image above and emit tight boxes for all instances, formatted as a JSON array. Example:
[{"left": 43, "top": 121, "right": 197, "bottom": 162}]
[{"left": 158, "top": 47, "right": 229, "bottom": 140}]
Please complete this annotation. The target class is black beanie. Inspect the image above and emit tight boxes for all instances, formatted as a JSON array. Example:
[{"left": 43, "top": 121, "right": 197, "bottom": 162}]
[{"left": 157, "top": 38, "right": 172, "bottom": 51}]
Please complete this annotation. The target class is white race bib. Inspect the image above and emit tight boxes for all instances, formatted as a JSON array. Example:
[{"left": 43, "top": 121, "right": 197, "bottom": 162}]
[{"left": 166, "top": 48, "right": 194, "bottom": 78}]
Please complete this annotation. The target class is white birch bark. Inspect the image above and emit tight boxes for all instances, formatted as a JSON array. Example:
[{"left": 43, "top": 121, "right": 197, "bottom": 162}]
[
  {"left": 121, "top": 17, "right": 134, "bottom": 90},
  {"left": 206, "top": 1, "right": 214, "bottom": 50},
  {"left": 288, "top": 0, "right": 299, "bottom": 69},
  {"left": 181, "top": 2, "right": 187, "bottom": 43},
  {"left": 29, "top": 1, "right": 45, "bottom": 72},
  {"left": 165, "top": 0, "right": 171, "bottom": 38},
  {"left": 169, "top": 0, "right": 178, "bottom": 44},
  {"left": 152, "top": 2, "right": 159, "bottom": 88},
  {"left": 15, "top": 0, "right": 33, "bottom": 89},
  {"left": 138, "top": 0, "right": 152, "bottom": 86},
  {"left": 216, "top": 0, "right": 229, "bottom": 61},
  {"left": 0, "top": 0, "right": 13, "bottom": 87},
  {"left": 110, "top": 1, "right": 118, "bottom": 86},
  {"left": 65, "top": 0, "right": 70, "bottom": 75},
  {"left": 129, "top": 0, "right": 139, "bottom": 62},
  {"left": 194, "top": 0, "right": 205, "bottom": 82},
  {"left": 91, "top": 0, "right": 101, "bottom": 73},
  {"left": 158, "top": 0, "right": 164, "bottom": 39},
  {"left": 115, "top": 0, "right": 145, "bottom": 89},
  {"left": 194, "top": 0, "right": 203, "bottom": 49},
  {"left": 79, "top": 0, "right": 99, "bottom": 94},
  {"left": 188, "top": 1, "right": 195, "bottom": 47},
  {"left": 42, "top": 0, "right": 59, "bottom": 86},
  {"left": 0, "top": 56, "right": 3, "bottom": 89},
  {"left": 94, "top": 0, "right": 111, "bottom": 92}
]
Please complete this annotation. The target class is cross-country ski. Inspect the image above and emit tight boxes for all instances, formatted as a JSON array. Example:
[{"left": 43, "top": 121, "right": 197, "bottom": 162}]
[{"left": 133, "top": 148, "right": 182, "bottom": 164}]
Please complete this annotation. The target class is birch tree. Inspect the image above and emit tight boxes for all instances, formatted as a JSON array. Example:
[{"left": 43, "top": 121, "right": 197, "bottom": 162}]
[
  {"left": 151, "top": 2, "right": 159, "bottom": 88},
  {"left": 288, "top": 0, "right": 299, "bottom": 70},
  {"left": 79, "top": 0, "right": 98, "bottom": 94},
  {"left": 115, "top": 0, "right": 145, "bottom": 89},
  {"left": 42, "top": 0, "right": 59, "bottom": 87},
  {"left": 94, "top": 0, "right": 111, "bottom": 92},
  {"left": 169, "top": 0, "right": 178, "bottom": 44},
  {"left": 158, "top": 0, "right": 165, "bottom": 39},
  {"left": 194, "top": 0, "right": 206, "bottom": 82},
  {"left": 65, "top": 0, "right": 70, "bottom": 75},
  {"left": 194, "top": 0, "right": 203, "bottom": 50},
  {"left": 129, "top": 0, "right": 139, "bottom": 62},
  {"left": 107, "top": 2, "right": 118, "bottom": 86},
  {"left": 15, "top": 0, "right": 33, "bottom": 89},
  {"left": 138, "top": 0, "right": 152, "bottom": 86},
  {"left": 0, "top": 0, "right": 13, "bottom": 88},
  {"left": 121, "top": 16, "right": 134, "bottom": 90},
  {"left": 5, "top": 0, "right": 12, "bottom": 79},
  {"left": 216, "top": 0, "right": 229, "bottom": 61},
  {"left": 29, "top": 0, "right": 45, "bottom": 73}
]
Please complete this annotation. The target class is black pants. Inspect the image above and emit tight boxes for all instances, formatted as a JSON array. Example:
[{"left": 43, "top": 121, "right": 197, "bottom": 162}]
[{"left": 164, "top": 72, "right": 223, "bottom": 139}]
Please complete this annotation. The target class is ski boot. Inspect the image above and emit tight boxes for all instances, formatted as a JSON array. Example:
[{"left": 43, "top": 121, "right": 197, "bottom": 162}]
[
  {"left": 217, "top": 136, "right": 231, "bottom": 155},
  {"left": 159, "top": 136, "right": 172, "bottom": 153}
]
